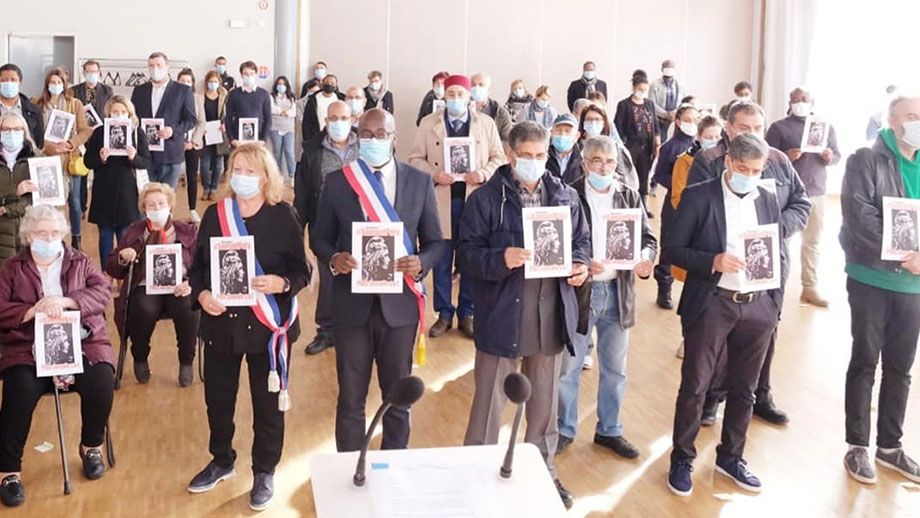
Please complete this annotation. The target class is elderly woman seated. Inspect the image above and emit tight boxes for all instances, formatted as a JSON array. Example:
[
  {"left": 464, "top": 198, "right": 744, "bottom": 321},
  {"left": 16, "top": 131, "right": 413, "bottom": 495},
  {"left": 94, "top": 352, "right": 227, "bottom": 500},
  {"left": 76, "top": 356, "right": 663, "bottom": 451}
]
[
  {"left": 0, "top": 205, "right": 114, "bottom": 508},
  {"left": 106, "top": 183, "right": 199, "bottom": 387}
]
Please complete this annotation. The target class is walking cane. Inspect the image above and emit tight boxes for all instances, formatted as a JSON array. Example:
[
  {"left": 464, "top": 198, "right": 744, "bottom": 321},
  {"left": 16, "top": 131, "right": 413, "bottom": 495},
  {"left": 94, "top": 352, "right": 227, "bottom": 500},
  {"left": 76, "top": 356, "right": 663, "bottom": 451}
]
[
  {"left": 52, "top": 384, "right": 71, "bottom": 494},
  {"left": 114, "top": 262, "right": 134, "bottom": 390}
]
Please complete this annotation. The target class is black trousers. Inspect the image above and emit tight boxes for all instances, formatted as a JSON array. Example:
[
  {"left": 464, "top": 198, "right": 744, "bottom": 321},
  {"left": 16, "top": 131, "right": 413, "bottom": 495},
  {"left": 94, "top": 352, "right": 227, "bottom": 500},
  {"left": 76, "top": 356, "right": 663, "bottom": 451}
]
[
  {"left": 845, "top": 277, "right": 920, "bottom": 448},
  {"left": 0, "top": 362, "right": 114, "bottom": 472},
  {"left": 314, "top": 260, "right": 334, "bottom": 338},
  {"left": 127, "top": 290, "right": 200, "bottom": 365},
  {"left": 204, "top": 348, "right": 284, "bottom": 475},
  {"left": 184, "top": 148, "right": 201, "bottom": 211},
  {"left": 334, "top": 298, "right": 416, "bottom": 452},
  {"left": 671, "top": 294, "right": 778, "bottom": 464},
  {"left": 654, "top": 198, "right": 675, "bottom": 290},
  {"left": 627, "top": 141, "right": 654, "bottom": 198}
]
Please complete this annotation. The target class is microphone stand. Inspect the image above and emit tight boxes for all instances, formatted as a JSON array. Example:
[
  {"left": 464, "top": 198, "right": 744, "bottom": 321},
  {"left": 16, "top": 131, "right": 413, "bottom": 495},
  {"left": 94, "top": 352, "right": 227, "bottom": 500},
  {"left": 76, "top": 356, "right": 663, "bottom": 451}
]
[
  {"left": 353, "top": 401, "right": 392, "bottom": 487},
  {"left": 500, "top": 399, "right": 525, "bottom": 479}
]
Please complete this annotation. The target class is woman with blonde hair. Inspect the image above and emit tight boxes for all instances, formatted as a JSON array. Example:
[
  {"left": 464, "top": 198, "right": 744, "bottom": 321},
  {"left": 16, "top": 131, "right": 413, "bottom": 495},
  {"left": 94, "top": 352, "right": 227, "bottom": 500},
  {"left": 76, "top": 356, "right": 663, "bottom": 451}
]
[
  {"left": 83, "top": 95, "right": 151, "bottom": 266},
  {"left": 187, "top": 143, "right": 309, "bottom": 511},
  {"left": 199, "top": 70, "right": 229, "bottom": 201},
  {"left": 0, "top": 112, "right": 39, "bottom": 263},
  {"left": 505, "top": 79, "right": 532, "bottom": 123},
  {"left": 523, "top": 84, "right": 557, "bottom": 129},
  {"left": 33, "top": 67, "right": 93, "bottom": 250},
  {"left": 106, "top": 182, "right": 199, "bottom": 387}
]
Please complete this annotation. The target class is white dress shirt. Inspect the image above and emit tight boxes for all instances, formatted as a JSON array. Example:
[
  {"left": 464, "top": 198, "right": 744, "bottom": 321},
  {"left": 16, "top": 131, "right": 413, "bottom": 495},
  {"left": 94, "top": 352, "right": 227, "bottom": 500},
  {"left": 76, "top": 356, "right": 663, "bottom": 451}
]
[
  {"left": 586, "top": 184, "right": 618, "bottom": 282},
  {"left": 38, "top": 252, "right": 65, "bottom": 297},
  {"left": 718, "top": 172, "right": 760, "bottom": 291},
  {"left": 151, "top": 80, "right": 169, "bottom": 116},
  {"left": 369, "top": 158, "right": 397, "bottom": 207}
]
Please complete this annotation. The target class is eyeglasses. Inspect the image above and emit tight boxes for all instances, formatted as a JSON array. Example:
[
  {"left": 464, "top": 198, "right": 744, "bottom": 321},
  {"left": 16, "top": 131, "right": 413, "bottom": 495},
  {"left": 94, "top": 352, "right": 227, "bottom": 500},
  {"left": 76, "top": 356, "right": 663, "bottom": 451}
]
[
  {"left": 587, "top": 157, "right": 618, "bottom": 170},
  {"left": 0, "top": 128, "right": 24, "bottom": 134},
  {"left": 32, "top": 230, "right": 64, "bottom": 240},
  {"left": 357, "top": 130, "right": 394, "bottom": 140}
]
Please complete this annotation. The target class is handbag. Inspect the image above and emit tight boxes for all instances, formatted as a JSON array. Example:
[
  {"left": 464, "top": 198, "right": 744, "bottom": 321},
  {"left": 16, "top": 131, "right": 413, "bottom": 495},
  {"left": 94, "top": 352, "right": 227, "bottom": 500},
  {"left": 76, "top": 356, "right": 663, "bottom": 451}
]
[{"left": 66, "top": 99, "right": 89, "bottom": 176}]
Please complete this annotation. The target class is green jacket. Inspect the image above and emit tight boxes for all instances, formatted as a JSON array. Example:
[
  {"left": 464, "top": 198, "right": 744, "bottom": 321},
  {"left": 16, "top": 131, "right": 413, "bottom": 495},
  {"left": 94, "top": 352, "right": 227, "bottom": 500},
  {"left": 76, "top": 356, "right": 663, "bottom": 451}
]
[{"left": 0, "top": 147, "right": 34, "bottom": 264}]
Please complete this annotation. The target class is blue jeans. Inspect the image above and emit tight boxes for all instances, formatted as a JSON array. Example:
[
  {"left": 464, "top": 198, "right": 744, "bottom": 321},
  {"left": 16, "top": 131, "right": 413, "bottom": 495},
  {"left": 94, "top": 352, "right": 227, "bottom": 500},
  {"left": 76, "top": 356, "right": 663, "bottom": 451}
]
[
  {"left": 200, "top": 146, "right": 224, "bottom": 193},
  {"left": 269, "top": 131, "right": 296, "bottom": 176},
  {"left": 150, "top": 163, "right": 182, "bottom": 190},
  {"left": 432, "top": 197, "right": 473, "bottom": 320},
  {"left": 98, "top": 224, "right": 130, "bottom": 268},
  {"left": 68, "top": 175, "right": 84, "bottom": 237},
  {"left": 558, "top": 279, "right": 629, "bottom": 438}
]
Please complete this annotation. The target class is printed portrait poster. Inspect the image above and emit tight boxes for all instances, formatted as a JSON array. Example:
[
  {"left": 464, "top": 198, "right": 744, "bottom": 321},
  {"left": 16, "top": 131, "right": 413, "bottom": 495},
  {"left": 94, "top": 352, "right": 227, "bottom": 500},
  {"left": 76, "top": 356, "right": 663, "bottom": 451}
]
[
  {"left": 593, "top": 208, "right": 642, "bottom": 270},
  {"left": 738, "top": 224, "right": 781, "bottom": 292},
  {"left": 141, "top": 118, "right": 165, "bottom": 152},
  {"left": 104, "top": 118, "right": 133, "bottom": 156},
  {"left": 882, "top": 196, "right": 920, "bottom": 261},
  {"left": 800, "top": 115, "right": 829, "bottom": 153},
  {"left": 351, "top": 222, "right": 404, "bottom": 294},
  {"left": 210, "top": 236, "right": 256, "bottom": 307},
  {"left": 27, "top": 156, "right": 66, "bottom": 207},
  {"left": 34, "top": 311, "right": 84, "bottom": 377},
  {"left": 146, "top": 243, "right": 182, "bottom": 295},
  {"left": 239, "top": 118, "right": 259, "bottom": 143},
  {"left": 523, "top": 206, "right": 572, "bottom": 279},
  {"left": 432, "top": 99, "right": 446, "bottom": 114},
  {"left": 44, "top": 109, "right": 76, "bottom": 145},
  {"left": 83, "top": 103, "right": 102, "bottom": 129},
  {"left": 444, "top": 137, "right": 476, "bottom": 181}
]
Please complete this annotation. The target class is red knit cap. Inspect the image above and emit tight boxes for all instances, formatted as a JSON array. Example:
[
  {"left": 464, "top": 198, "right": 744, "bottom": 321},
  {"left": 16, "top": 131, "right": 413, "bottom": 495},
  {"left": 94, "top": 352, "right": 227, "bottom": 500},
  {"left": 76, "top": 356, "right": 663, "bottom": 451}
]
[{"left": 443, "top": 74, "right": 471, "bottom": 91}]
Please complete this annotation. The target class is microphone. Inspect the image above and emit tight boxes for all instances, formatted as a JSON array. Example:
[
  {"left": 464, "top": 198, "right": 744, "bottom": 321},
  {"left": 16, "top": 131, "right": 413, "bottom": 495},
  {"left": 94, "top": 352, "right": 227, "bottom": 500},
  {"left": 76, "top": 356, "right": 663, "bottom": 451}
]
[
  {"left": 500, "top": 372, "right": 532, "bottom": 479},
  {"left": 353, "top": 375, "right": 425, "bottom": 486}
]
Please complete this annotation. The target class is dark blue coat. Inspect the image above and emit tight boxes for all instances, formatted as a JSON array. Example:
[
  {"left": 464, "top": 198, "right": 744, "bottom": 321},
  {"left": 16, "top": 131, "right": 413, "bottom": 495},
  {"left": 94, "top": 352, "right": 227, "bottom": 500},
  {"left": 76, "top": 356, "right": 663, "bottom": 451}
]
[
  {"left": 652, "top": 130, "right": 694, "bottom": 188},
  {"left": 457, "top": 165, "right": 591, "bottom": 358},
  {"left": 130, "top": 81, "right": 198, "bottom": 165}
]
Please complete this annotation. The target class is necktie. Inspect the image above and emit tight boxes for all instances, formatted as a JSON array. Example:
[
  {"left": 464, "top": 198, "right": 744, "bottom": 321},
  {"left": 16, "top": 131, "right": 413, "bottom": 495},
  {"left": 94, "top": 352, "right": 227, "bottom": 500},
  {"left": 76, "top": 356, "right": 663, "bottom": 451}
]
[
  {"left": 451, "top": 120, "right": 462, "bottom": 134},
  {"left": 374, "top": 170, "right": 383, "bottom": 185}
]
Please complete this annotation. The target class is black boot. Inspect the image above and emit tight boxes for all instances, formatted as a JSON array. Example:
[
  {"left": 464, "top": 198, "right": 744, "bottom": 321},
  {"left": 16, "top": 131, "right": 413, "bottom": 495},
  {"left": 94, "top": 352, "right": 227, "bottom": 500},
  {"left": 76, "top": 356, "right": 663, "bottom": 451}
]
[
  {"left": 71, "top": 235, "right": 81, "bottom": 251},
  {"left": 656, "top": 285, "right": 673, "bottom": 309}
]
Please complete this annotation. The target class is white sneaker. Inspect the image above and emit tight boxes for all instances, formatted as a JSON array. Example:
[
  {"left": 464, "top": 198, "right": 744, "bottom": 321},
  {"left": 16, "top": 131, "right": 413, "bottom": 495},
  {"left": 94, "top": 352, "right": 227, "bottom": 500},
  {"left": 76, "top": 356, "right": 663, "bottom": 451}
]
[
  {"left": 582, "top": 354, "right": 594, "bottom": 370},
  {"left": 189, "top": 210, "right": 201, "bottom": 224}
]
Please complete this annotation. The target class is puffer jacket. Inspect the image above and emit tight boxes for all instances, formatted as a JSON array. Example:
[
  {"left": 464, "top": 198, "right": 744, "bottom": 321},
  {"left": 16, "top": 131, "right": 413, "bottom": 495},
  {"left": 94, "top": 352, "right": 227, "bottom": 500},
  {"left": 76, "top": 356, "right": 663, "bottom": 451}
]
[{"left": 0, "top": 143, "right": 35, "bottom": 263}]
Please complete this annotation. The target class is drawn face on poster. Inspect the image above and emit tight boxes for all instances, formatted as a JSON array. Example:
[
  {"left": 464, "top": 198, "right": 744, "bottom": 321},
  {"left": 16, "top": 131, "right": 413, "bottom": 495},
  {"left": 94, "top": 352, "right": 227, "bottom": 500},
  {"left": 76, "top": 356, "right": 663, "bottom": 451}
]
[
  {"left": 109, "top": 125, "right": 127, "bottom": 149},
  {"left": 153, "top": 253, "right": 175, "bottom": 287},
  {"left": 806, "top": 121, "right": 825, "bottom": 147},
  {"left": 219, "top": 249, "right": 248, "bottom": 295},
  {"left": 146, "top": 125, "right": 161, "bottom": 146},
  {"left": 892, "top": 209, "right": 919, "bottom": 252},
  {"left": 744, "top": 237, "right": 773, "bottom": 281},
  {"left": 361, "top": 235, "right": 394, "bottom": 282},
  {"left": 242, "top": 122, "right": 255, "bottom": 141},
  {"left": 450, "top": 145, "right": 471, "bottom": 174},
  {"left": 50, "top": 116, "right": 69, "bottom": 140},
  {"left": 606, "top": 220, "right": 634, "bottom": 261},
  {"left": 37, "top": 166, "right": 59, "bottom": 198},
  {"left": 534, "top": 220, "right": 563, "bottom": 266},
  {"left": 44, "top": 323, "right": 74, "bottom": 365},
  {"left": 85, "top": 110, "right": 99, "bottom": 128}
]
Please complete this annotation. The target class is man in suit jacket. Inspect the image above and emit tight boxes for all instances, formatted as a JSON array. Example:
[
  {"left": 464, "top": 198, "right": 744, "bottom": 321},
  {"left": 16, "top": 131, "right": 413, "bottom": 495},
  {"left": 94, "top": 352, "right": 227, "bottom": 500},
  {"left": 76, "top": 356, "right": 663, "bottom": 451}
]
[
  {"left": 685, "top": 100, "right": 810, "bottom": 425},
  {"left": 310, "top": 108, "right": 446, "bottom": 453},
  {"left": 567, "top": 61, "right": 608, "bottom": 112},
  {"left": 130, "top": 52, "right": 197, "bottom": 189},
  {"left": 71, "top": 60, "right": 113, "bottom": 121},
  {"left": 408, "top": 74, "right": 506, "bottom": 340},
  {"left": 0, "top": 63, "right": 44, "bottom": 148},
  {"left": 663, "top": 134, "right": 802, "bottom": 497}
]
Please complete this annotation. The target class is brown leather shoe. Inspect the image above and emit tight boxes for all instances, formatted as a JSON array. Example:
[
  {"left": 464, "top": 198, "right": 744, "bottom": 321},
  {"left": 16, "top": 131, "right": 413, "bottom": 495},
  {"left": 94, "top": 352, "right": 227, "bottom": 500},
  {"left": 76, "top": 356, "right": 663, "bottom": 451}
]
[
  {"left": 800, "top": 288, "right": 829, "bottom": 308},
  {"left": 428, "top": 316, "right": 452, "bottom": 337},
  {"left": 458, "top": 317, "right": 474, "bottom": 339}
]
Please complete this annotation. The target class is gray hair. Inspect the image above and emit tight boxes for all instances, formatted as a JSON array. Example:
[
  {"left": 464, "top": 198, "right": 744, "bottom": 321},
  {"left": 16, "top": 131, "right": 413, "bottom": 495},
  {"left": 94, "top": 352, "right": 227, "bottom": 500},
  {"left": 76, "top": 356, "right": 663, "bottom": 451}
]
[
  {"left": 20, "top": 205, "right": 69, "bottom": 245},
  {"left": 148, "top": 51, "right": 169, "bottom": 63},
  {"left": 509, "top": 121, "right": 549, "bottom": 152},
  {"left": 573, "top": 98, "right": 591, "bottom": 113},
  {"left": 470, "top": 72, "right": 491, "bottom": 88},
  {"left": 727, "top": 133, "right": 770, "bottom": 162},
  {"left": 727, "top": 101, "right": 765, "bottom": 124},
  {"left": 581, "top": 135, "right": 617, "bottom": 158},
  {"left": 0, "top": 112, "right": 36, "bottom": 151},
  {"left": 889, "top": 95, "right": 920, "bottom": 117}
]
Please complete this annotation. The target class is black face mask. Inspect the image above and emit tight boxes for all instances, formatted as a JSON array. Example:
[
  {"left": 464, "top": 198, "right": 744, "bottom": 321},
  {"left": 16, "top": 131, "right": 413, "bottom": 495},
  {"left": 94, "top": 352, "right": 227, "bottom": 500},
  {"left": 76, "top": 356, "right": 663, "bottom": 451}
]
[{"left": 322, "top": 84, "right": 336, "bottom": 94}]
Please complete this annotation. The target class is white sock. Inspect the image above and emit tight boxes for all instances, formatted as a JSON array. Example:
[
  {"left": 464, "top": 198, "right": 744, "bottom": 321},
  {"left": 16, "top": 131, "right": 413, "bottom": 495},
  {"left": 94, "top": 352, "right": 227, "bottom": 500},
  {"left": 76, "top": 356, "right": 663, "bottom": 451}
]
[
  {"left": 878, "top": 447, "right": 898, "bottom": 455},
  {"left": 848, "top": 444, "right": 867, "bottom": 452}
]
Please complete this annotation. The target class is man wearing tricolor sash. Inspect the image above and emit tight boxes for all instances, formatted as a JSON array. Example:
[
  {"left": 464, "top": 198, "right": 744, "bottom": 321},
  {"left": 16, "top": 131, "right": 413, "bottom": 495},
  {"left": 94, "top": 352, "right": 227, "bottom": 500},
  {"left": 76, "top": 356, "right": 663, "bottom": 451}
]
[
  {"left": 186, "top": 144, "right": 310, "bottom": 511},
  {"left": 311, "top": 109, "right": 445, "bottom": 453}
]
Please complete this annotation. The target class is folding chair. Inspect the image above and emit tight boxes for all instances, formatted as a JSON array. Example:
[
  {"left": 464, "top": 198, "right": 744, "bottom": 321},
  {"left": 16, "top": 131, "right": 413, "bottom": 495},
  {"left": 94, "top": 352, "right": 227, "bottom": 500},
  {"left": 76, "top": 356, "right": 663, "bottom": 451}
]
[{"left": 47, "top": 384, "right": 115, "bottom": 495}]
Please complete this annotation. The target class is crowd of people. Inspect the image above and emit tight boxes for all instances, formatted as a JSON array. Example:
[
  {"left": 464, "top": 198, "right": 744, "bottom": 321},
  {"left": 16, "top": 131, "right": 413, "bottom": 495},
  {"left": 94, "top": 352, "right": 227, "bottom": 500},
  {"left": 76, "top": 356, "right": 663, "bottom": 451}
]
[{"left": 0, "top": 50, "right": 916, "bottom": 514}]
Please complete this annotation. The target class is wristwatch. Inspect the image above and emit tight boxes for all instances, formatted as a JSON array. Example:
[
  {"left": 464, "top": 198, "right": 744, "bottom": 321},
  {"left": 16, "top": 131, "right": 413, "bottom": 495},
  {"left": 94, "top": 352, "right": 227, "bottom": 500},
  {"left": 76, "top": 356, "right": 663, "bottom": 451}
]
[{"left": 282, "top": 276, "right": 291, "bottom": 293}]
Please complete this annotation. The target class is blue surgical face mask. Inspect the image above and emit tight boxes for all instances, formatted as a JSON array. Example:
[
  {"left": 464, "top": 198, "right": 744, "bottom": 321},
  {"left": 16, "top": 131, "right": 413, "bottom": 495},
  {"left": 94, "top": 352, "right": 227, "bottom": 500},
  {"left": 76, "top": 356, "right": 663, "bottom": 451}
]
[
  {"left": 276, "top": 84, "right": 287, "bottom": 94},
  {"left": 1, "top": 130, "right": 24, "bottom": 152},
  {"left": 583, "top": 70, "right": 596, "bottom": 81},
  {"left": 242, "top": 75, "right": 256, "bottom": 88},
  {"left": 216, "top": 64, "right": 227, "bottom": 75},
  {"left": 584, "top": 120, "right": 604, "bottom": 137},
  {"left": 230, "top": 174, "right": 262, "bottom": 199},
  {"left": 433, "top": 86, "right": 445, "bottom": 98},
  {"left": 513, "top": 87, "right": 525, "bottom": 99},
  {"left": 536, "top": 99, "right": 549, "bottom": 110},
  {"left": 446, "top": 98, "right": 468, "bottom": 117},
  {"left": 701, "top": 137, "right": 719, "bottom": 150},
  {"left": 85, "top": 72, "right": 99, "bottom": 85},
  {"left": 347, "top": 99, "right": 364, "bottom": 114},
  {"left": 327, "top": 120, "right": 352, "bottom": 142},
  {"left": 315, "top": 68, "right": 327, "bottom": 80},
  {"left": 551, "top": 134, "right": 575, "bottom": 152},
  {"left": 31, "top": 238, "right": 63, "bottom": 260},
  {"left": 0, "top": 81, "right": 19, "bottom": 99},
  {"left": 359, "top": 138, "right": 393, "bottom": 167},
  {"left": 207, "top": 81, "right": 220, "bottom": 92},
  {"left": 728, "top": 170, "right": 761, "bottom": 194},
  {"left": 587, "top": 171, "right": 615, "bottom": 191},
  {"left": 47, "top": 84, "right": 64, "bottom": 97},
  {"left": 470, "top": 86, "right": 487, "bottom": 102},
  {"left": 514, "top": 157, "right": 546, "bottom": 183}
]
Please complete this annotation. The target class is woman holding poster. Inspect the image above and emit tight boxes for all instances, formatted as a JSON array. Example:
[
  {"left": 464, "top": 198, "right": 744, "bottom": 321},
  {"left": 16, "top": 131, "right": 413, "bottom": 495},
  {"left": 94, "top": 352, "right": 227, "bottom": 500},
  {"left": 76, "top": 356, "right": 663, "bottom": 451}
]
[
  {"left": 0, "top": 112, "right": 38, "bottom": 264},
  {"left": 105, "top": 183, "right": 199, "bottom": 387},
  {"left": 187, "top": 143, "right": 309, "bottom": 511},
  {"left": 0, "top": 205, "right": 114, "bottom": 507}
]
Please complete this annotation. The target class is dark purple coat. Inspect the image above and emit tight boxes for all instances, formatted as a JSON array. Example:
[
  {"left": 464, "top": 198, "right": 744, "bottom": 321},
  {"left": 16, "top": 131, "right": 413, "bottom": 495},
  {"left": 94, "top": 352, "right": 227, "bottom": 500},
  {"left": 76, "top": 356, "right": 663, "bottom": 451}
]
[
  {"left": 0, "top": 247, "right": 113, "bottom": 373},
  {"left": 105, "top": 219, "right": 198, "bottom": 338}
]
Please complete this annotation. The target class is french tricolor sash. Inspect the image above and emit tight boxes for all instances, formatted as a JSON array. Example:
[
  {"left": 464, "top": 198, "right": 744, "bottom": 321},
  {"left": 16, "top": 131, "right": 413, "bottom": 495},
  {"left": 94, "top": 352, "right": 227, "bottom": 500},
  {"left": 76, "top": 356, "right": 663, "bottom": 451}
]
[
  {"left": 217, "top": 198, "right": 299, "bottom": 411},
  {"left": 341, "top": 159, "right": 428, "bottom": 366}
]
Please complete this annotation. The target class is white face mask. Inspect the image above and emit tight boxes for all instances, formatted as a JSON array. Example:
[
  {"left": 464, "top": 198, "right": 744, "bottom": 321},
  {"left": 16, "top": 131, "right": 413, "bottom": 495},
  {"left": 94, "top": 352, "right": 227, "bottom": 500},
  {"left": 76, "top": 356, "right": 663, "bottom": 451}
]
[
  {"left": 149, "top": 67, "right": 167, "bottom": 82},
  {"left": 147, "top": 207, "right": 170, "bottom": 226},
  {"left": 790, "top": 102, "right": 811, "bottom": 118},
  {"left": 901, "top": 120, "right": 920, "bottom": 148},
  {"left": 680, "top": 122, "right": 698, "bottom": 137},
  {"left": 634, "top": 90, "right": 648, "bottom": 100},
  {"left": 662, "top": 67, "right": 676, "bottom": 78}
]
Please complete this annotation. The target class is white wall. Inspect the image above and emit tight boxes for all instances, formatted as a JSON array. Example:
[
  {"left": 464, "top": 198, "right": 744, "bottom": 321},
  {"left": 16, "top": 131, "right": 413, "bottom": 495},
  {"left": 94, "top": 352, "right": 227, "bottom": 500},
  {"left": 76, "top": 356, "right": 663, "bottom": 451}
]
[
  {"left": 308, "top": 0, "right": 756, "bottom": 160},
  {"left": 0, "top": 0, "right": 276, "bottom": 96}
]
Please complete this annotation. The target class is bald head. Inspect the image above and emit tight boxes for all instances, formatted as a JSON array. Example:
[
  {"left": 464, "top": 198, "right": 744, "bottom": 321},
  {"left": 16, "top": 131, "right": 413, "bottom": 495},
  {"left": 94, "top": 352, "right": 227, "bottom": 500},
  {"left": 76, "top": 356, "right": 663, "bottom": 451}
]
[
  {"left": 889, "top": 96, "right": 920, "bottom": 149},
  {"left": 470, "top": 73, "right": 491, "bottom": 89},
  {"left": 359, "top": 108, "right": 397, "bottom": 135},
  {"left": 346, "top": 86, "right": 365, "bottom": 100},
  {"left": 326, "top": 100, "right": 351, "bottom": 122}
]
